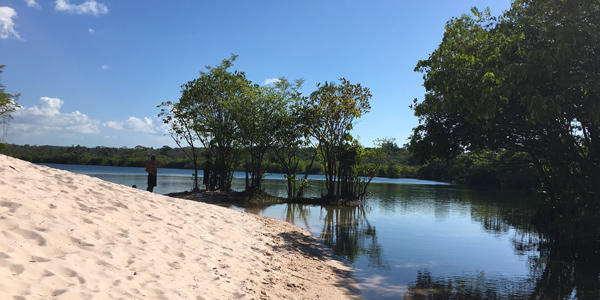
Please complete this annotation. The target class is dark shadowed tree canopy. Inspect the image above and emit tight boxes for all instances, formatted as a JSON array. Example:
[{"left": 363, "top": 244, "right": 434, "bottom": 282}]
[{"left": 409, "top": 0, "right": 600, "bottom": 248}]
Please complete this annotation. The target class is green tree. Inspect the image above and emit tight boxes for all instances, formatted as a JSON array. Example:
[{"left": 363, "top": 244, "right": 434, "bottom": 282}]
[
  {"left": 268, "top": 78, "right": 313, "bottom": 199},
  {"left": 158, "top": 101, "right": 203, "bottom": 191},
  {"left": 0, "top": 65, "right": 20, "bottom": 148},
  {"left": 230, "top": 82, "right": 289, "bottom": 194},
  {"left": 409, "top": 1, "right": 600, "bottom": 247},
  {"left": 160, "top": 55, "right": 248, "bottom": 192},
  {"left": 305, "top": 78, "right": 372, "bottom": 198}
]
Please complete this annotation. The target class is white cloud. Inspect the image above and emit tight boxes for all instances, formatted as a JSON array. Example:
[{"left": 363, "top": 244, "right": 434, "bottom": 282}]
[
  {"left": 24, "top": 0, "right": 40, "bottom": 8},
  {"left": 55, "top": 0, "right": 108, "bottom": 16},
  {"left": 5, "top": 98, "right": 174, "bottom": 147},
  {"left": 0, "top": 7, "right": 23, "bottom": 40},
  {"left": 101, "top": 65, "right": 109, "bottom": 70},
  {"left": 88, "top": 28, "right": 94, "bottom": 33},
  {"left": 264, "top": 78, "right": 280, "bottom": 85},
  {"left": 11, "top": 97, "right": 100, "bottom": 136},
  {"left": 103, "top": 116, "right": 167, "bottom": 135},
  {"left": 102, "top": 121, "right": 123, "bottom": 130},
  {"left": 125, "top": 117, "right": 157, "bottom": 133}
]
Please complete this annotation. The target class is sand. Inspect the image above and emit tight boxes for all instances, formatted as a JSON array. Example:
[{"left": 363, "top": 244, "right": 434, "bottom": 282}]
[{"left": 0, "top": 154, "right": 362, "bottom": 299}]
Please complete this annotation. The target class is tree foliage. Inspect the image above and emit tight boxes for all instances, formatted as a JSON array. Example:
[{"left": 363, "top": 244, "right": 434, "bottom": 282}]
[
  {"left": 231, "top": 81, "right": 292, "bottom": 194},
  {"left": 159, "top": 55, "right": 249, "bottom": 191},
  {"left": 410, "top": 0, "right": 600, "bottom": 248},
  {"left": 305, "top": 78, "right": 372, "bottom": 198},
  {"left": 338, "top": 138, "right": 389, "bottom": 201},
  {"left": 0, "top": 65, "right": 20, "bottom": 148},
  {"left": 263, "top": 78, "right": 310, "bottom": 198},
  {"left": 158, "top": 100, "right": 203, "bottom": 191}
]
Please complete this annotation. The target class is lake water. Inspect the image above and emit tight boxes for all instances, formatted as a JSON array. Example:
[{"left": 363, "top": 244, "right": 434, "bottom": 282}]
[{"left": 39, "top": 163, "right": 598, "bottom": 299}]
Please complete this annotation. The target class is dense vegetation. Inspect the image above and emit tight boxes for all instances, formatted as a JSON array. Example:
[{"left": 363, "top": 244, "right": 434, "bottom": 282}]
[{"left": 410, "top": 0, "right": 600, "bottom": 249}]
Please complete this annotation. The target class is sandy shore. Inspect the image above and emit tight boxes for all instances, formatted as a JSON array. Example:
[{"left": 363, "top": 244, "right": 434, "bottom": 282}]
[{"left": 0, "top": 154, "right": 362, "bottom": 299}]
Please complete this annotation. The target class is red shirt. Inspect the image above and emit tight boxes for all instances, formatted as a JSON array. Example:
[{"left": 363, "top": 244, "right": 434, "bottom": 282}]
[{"left": 146, "top": 160, "right": 157, "bottom": 176}]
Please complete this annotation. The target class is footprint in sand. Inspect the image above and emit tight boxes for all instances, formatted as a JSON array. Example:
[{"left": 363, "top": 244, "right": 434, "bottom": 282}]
[
  {"left": 0, "top": 218, "right": 18, "bottom": 231},
  {"left": 51, "top": 289, "right": 68, "bottom": 297},
  {"left": 9, "top": 263, "right": 25, "bottom": 275},
  {"left": 0, "top": 201, "right": 21, "bottom": 213},
  {"left": 112, "top": 200, "right": 128, "bottom": 209},
  {"left": 167, "top": 261, "right": 181, "bottom": 269},
  {"left": 56, "top": 266, "right": 86, "bottom": 284},
  {"left": 31, "top": 256, "right": 51, "bottom": 263},
  {"left": 68, "top": 234, "right": 95, "bottom": 248},
  {"left": 146, "top": 214, "right": 163, "bottom": 222},
  {"left": 15, "top": 228, "right": 47, "bottom": 246},
  {"left": 0, "top": 260, "right": 25, "bottom": 275},
  {"left": 117, "top": 229, "right": 129, "bottom": 239}
]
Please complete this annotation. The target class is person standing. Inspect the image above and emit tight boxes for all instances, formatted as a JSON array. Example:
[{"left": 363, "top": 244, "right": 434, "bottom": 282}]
[
  {"left": 146, "top": 155, "right": 158, "bottom": 192},
  {"left": 201, "top": 154, "right": 211, "bottom": 192}
]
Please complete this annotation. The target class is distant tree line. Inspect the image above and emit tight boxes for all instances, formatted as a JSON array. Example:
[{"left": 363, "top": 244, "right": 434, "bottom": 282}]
[
  {"left": 2, "top": 144, "right": 189, "bottom": 168},
  {"left": 2, "top": 143, "right": 541, "bottom": 193}
]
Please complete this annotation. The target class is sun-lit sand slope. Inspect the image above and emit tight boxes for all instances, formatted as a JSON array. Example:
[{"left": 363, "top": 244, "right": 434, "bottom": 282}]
[{"left": 0, "top": 154, "right": 361, "bottom": 299}]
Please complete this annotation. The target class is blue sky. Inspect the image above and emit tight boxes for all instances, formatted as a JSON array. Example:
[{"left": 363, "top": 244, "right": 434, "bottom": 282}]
[{"left": 1, "top": 0, "right": 512, "bottom": 149}]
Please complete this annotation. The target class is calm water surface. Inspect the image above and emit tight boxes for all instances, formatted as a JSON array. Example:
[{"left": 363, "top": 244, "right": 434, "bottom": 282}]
[{"left": 40, "top": 163, "right": 583, "bottom": 299}]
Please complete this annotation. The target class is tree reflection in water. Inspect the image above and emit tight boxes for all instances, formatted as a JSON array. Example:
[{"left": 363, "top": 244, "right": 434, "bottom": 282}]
[
  {"left": 404, "top": 269, "right": 533, "bottom": 300},
  {"left": 282, "top": 203, "right": 390, "bottom": 270},
  {"left": 527, "top": 242, "right": 600, "bottom": 300},
  {"left": 403, "top": 209, "right": 600, "bottom": 300},
  {"left": 246, "top": 183, "right": 600, "bottom": 299},
  {"left": 283, "top": 203, "right": 312, "bottom": 232}
]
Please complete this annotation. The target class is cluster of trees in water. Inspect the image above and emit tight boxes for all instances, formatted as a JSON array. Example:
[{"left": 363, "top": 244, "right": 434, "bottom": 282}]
[
  {"left": 157, "top": 55, "right": 389, "bottom": 201},
  {"left": 155, "top": 53, "right": 544, "bottom": 201}
]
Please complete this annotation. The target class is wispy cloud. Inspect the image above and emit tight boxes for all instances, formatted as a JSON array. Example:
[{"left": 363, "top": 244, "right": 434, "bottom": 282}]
[
  {"left": 55, "top": 0, "right": 108, "bottom": 16},
  {"left": 88, "top": 28, "right": 94, "bottom": 33},
  {"left": 24, "top": 0, "right": 40, "bottom": 8},
  {"left": 0, "top": 7, "right": 23, "bottom": 40},
  {"left": 11, "top": 97, "right": 100, "bottom": 135},
  {"left": 101, "top": 65, "right": 109, "bottom": 70},
  {"left": 264, "top": 78, "right": 280, "bottom": 85}
]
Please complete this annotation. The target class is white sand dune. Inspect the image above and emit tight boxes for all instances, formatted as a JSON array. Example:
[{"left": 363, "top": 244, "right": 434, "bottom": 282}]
[{"left": 0, "top": 154, "right": 362, "bottom": 299}]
